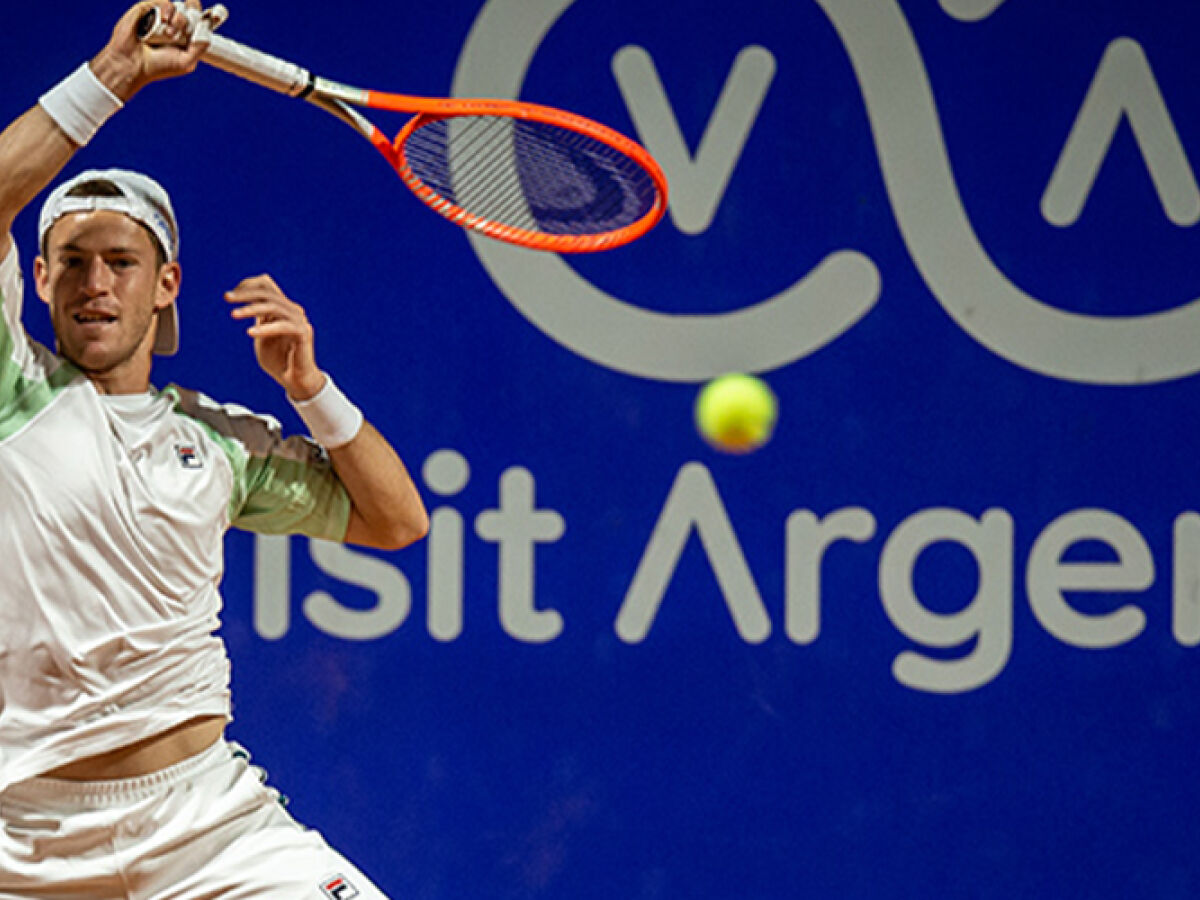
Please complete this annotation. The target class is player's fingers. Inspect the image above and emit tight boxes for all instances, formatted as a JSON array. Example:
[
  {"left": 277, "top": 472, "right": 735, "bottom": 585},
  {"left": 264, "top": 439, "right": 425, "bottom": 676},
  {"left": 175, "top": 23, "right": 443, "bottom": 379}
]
[
  {"left": 230, "top": 300, "right": 308, "bottom": 323},
  {"left": 183, "top": 1, "right": 216, "bottom": 58},
  {"left": 157, "top": 1, "right": 206, "bottom": 40},
  {"left": 129, "top": 0, "right": 209, "bottom": 78},
  {"left": 245, "top": 320, "right": 312, "bottom": 340},
  {"left": 225, "top": 274, "right": 293, "bottom": 303},
  {"left": 140, "top": 1, "right": 187, "bottom": 42},
  {"left": 233, "top": 273, "right": 282, "bottom": 290},
  {"left": 224, "top": 286, "right": 288, "bottom": 306},
  {"left": 180, "top": 31, "right": 210, "bottom": 65},
  {"left": 224, "top": 291, "right": 295, "bottom": 313},
  {"left": 225, "top": 288, "right": 303, "bottom": 312},
  {"left": 164, "top": 1, "right": 190, "bottom": 29}
]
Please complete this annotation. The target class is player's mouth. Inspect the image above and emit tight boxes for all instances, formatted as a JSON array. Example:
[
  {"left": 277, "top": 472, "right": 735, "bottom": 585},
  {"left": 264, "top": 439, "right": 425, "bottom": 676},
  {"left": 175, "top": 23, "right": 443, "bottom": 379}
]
[
  {"left": 73, "top": 311, "right": 118, "bottom": 326},
  {"left": 71, "top": 310, "right": 119, "bottom": 335}
]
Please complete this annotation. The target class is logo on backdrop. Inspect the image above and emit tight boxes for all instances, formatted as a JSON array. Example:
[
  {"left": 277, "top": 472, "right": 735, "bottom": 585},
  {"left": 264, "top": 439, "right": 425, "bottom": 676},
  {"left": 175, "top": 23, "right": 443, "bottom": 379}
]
[{"left": 454, "top": 0, "right": 1200, "bottom": 385}]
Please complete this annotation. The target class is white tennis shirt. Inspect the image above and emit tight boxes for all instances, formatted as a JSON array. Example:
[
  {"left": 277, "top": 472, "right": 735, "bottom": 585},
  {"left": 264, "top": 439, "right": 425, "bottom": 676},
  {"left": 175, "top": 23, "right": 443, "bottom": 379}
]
[{"left": 0, "top": 240, "right": 351, "bottom": 792}]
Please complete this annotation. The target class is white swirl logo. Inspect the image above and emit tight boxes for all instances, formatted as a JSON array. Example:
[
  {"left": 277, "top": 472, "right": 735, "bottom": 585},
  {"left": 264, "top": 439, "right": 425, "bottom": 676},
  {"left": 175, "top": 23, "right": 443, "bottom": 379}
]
[{"left": 453, "top": 0, "right": 1200, "bottom": 385}]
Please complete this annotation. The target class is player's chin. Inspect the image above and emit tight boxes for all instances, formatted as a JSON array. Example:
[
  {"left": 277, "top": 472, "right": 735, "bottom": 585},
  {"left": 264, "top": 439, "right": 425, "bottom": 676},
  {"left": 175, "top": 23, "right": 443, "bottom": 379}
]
[
  {"left": 58, "top": 319, "right": 150, "bottom": 369},
  {"left": 60, "top": 336, "right": 137, "bottom": 376}
]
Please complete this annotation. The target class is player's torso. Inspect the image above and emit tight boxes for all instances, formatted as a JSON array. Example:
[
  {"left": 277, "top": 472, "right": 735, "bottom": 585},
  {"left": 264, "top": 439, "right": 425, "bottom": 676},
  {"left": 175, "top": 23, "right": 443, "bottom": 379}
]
[
  {"left": 0, "top": 379, "right": 233, "bottom": 623},
  {"left": 0, "top": 375, "right": 239, "bottom": 787}
]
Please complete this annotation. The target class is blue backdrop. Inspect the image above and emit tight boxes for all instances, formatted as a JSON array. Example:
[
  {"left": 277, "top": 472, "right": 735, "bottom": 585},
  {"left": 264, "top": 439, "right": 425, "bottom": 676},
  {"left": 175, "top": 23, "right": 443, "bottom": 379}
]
[{"left": 4, "top": 1, "right": 1200, "bottom": 896}]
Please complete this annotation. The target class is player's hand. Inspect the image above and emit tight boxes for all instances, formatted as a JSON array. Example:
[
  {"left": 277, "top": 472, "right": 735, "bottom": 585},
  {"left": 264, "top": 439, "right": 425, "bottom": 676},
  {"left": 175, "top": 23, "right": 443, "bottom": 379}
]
[
  {"left": 226, "top": 275, "right": 327, "bottom": 401},
  {"left": 89, "top": 1, "right": 210, "bottom": 101}
]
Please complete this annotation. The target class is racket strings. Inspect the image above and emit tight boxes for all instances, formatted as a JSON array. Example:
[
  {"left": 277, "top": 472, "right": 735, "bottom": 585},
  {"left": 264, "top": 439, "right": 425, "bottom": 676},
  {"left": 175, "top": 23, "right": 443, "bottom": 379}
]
[
  {"left": 401, "top": 115, "right": 660, "bottom": 238},
  {"left": 404, "top": 118, "right": 531, "bottom": 224},
  {"left": 512, "top": 127, "right": 631, "bottom": 222},
  {"left": 512, "top": 125, "right": 642, "bottom": 226},
  {"left": 411, "top": 118, "right": 547, "bottom": 224},
  {"left": 449, "top": 119, "right": 540, "bottom": 229}
]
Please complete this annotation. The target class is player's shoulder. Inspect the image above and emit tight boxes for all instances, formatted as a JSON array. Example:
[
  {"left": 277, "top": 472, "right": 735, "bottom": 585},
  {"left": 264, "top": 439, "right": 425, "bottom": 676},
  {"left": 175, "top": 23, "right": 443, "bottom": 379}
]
[
  {"left": 1, "top": 236, "right": 20, "bottom": 288},
  {"left": 1, "top": 236, "right": 27, "bottom": 329},
  {"left": 161, "top": 384, "right": 323, "bottom": 465},
  {"left": 162, "top": 384, "right": 284, "bottom": 455}
]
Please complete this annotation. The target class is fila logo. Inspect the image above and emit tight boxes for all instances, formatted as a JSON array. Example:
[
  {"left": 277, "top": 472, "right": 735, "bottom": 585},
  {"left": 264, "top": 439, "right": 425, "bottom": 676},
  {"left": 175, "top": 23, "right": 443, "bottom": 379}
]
[
  {"left": 174, "top": 444, "right": 203, "bottom": 469},
  {"left": 320, "top": 874, "right": 360, "bottom": 900}
]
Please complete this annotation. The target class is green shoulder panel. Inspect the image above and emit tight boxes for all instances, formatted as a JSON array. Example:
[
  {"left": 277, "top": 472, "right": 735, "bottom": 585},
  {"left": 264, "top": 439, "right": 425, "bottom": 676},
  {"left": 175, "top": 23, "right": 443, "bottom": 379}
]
[
  {"left": 164, "top": 384, "right": 352, "bottom": 541},
  {"left": 0, "top": 245, "right": 79, "bottom": 443}
]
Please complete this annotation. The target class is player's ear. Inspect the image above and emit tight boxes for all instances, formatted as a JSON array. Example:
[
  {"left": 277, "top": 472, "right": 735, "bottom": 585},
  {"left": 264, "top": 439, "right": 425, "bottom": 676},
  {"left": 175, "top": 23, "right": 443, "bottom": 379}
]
[
  {"left": 155, "top": 260, "right": 181, "bottom": 312},
  {"left": 33, "top": 255, "right": 50, "bottom": 303}
]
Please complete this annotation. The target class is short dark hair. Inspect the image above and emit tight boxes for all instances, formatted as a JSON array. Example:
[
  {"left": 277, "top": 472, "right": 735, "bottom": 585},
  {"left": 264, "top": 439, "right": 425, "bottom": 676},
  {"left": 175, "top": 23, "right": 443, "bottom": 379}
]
[
  {"left": 65, "top": 179, "right": 123, "bottom": 199},
  {"left": 41, "top": 179, "right": 169, "bottom": 266}
]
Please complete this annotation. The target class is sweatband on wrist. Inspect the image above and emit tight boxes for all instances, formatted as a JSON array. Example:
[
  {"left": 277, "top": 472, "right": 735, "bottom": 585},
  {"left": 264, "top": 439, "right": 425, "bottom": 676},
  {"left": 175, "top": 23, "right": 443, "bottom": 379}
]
[
  {"left": 38, "top": 63, "right": 123, "bottom": 147},
  {"left": 289, "top": 375, "right": 364, "bottom": 449}
]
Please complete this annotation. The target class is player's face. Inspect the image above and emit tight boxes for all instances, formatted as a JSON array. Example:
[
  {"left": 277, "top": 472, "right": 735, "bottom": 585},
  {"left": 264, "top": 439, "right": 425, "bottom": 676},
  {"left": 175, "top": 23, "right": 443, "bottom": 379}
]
[{"left": 34, "top": 211, "right": 179, "bottom": 386}]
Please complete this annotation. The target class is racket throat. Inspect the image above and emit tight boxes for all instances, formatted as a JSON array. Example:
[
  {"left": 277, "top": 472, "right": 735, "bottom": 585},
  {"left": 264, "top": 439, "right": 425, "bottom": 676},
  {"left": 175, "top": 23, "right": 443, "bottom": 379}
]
[{"left": 313, "top": 77, "right": 370, "bottom": 106}]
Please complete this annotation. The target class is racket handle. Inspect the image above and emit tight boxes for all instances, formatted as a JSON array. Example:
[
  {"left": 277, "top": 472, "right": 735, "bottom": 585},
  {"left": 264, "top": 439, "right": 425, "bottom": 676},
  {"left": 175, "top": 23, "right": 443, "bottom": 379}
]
[{"left": 138, "top": 3, "right": 312, "bottom": 98}]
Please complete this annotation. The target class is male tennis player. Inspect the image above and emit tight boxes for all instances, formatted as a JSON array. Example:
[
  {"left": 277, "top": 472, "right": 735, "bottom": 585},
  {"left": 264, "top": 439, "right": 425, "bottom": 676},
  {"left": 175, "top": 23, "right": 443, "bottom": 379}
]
[{"left": 0, "top": 2, "right": 427, "bottom": 897}]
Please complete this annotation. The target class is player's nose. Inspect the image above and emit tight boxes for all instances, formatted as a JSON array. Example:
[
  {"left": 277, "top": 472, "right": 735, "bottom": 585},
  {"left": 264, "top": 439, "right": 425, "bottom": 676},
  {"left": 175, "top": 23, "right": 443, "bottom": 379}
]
[{"left": 81, "top": 256, "right": 114, "bottom": 295}]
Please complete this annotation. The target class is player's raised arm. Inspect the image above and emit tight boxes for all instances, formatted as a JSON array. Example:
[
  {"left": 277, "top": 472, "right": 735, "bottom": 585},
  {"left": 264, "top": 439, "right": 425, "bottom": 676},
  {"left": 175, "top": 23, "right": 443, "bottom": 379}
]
[
  {"left": 227, "top": 274, "right": 430, "bottom": 550},
  {"left": 0, "top": 1, "right": 208, "bottom": 254}
]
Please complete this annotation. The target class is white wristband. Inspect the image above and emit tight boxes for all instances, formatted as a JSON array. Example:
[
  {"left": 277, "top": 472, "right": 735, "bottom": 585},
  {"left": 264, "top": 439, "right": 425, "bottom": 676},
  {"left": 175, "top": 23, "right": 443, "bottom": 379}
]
[
  {"left": 38, "top": 63, "right": 123, "bottom": 147},
  {"left": 289, "top": 375, "right": 364, "bottom": 449}
]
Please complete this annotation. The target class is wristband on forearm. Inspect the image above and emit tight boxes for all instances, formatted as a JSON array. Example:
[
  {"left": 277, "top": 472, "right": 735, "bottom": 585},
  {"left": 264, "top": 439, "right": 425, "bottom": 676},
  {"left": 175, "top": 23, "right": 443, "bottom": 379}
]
[
  {"left": 289, "top": 375, "right": 364, "bottom": 449},
  {"left": 38, "top": 63, "right": 123, "bottom": 147}
]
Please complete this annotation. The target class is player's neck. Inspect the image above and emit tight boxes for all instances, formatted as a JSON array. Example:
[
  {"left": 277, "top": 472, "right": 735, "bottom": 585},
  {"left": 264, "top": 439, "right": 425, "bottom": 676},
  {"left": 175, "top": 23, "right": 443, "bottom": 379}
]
[{"left": 85, "top": 355, "right": 155, "bottom": 395}]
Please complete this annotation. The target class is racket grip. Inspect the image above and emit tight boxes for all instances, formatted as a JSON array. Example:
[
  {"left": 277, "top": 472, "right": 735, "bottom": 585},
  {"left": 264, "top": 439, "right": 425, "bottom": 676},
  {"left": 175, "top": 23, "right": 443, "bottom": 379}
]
[
  {"left": 203, "top": 34, "right": 312, "bottom": 97},
  {"left": 139, "top": 3, "right": 312, "bottom": 98}
]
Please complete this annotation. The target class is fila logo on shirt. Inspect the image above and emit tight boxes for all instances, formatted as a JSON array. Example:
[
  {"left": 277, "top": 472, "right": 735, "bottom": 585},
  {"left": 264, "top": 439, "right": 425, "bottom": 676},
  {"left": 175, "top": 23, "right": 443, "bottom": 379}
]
[
  {"left": 320, "top": 874, "right": 360, "bottom": 900},
  {"left": 174, "top": 444, "right": 204, "bottom": 469}
]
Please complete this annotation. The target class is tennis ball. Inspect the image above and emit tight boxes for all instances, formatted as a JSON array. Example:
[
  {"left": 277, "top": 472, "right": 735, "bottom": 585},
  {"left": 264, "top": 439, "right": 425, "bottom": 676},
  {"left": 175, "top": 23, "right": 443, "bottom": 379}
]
[{"left": 695, "top": 373, "right": 778, "bottom": 454}]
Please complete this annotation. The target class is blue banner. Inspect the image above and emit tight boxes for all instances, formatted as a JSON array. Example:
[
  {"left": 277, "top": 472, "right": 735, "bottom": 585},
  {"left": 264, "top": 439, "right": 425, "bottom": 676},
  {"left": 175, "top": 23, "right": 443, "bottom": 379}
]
[{"left": 3, "top": 0, "right": 1198, "bottom": 896}]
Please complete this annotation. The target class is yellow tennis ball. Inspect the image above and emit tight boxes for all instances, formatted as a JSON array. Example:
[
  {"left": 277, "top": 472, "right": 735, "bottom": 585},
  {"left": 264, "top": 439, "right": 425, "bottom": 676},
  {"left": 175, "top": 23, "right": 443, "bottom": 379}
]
[{"left": 695, "top": 373, "right": 778, "bottom": 454}]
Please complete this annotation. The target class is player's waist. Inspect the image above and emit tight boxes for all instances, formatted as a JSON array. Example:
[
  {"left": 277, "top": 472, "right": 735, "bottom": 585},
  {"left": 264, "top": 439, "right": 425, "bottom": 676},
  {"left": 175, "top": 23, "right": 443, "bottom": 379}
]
[{"left": 39, "top": 715, "right": 227, "bottom": 781}]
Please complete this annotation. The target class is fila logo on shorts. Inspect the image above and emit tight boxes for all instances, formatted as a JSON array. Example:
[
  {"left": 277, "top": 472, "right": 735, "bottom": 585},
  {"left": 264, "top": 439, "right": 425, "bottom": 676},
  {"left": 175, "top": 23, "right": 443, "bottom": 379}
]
[{"left": 320, "top": 874, "right": 360, "bottom": 900}]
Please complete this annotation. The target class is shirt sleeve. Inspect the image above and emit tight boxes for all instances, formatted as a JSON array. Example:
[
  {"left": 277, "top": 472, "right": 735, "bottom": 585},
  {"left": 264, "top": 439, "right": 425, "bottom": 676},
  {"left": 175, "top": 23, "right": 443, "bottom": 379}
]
[
  {"left": 0, "top": 238, "right": 22, "bottom": 322},
  {"left": 167, "top": 386, "right": 352, "bottom": 541},
  {"left": 0, "top": 238, "right": 28, "bottom": 395},
  {"left": 0, "top": 237, "right": 74, "bottom": 440},
  {"left": 234, "top": 432, "right": 353, "bottom": 540}
]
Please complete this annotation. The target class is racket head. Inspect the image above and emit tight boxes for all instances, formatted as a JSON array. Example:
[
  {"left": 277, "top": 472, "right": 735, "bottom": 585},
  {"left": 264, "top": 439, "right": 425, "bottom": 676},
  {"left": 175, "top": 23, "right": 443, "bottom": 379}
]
[{"left": 379, "top": 100, "right": 668, "bottom": 253}]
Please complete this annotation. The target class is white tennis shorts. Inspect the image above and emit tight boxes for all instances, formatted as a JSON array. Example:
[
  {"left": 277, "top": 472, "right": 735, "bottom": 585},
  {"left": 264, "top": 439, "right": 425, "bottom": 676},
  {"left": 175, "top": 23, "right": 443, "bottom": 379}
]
[{"left": 0, "top": 740, "right": 390, "bottom": 900}]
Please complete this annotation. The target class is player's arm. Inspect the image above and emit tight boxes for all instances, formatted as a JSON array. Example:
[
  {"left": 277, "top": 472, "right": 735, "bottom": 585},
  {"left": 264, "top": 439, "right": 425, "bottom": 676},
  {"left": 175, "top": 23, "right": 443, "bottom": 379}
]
[
  {"left": 0, "top": 109, "right": 75, "bottom": 259},
  {"left": 227, "top": 275, "right": 430, "bottom": 551},
  {"left": 0, "top": 1, "right": 206, "bottom": 258},
  {"left": 327, "top": 422, "right": 430, "bottom": 550}
]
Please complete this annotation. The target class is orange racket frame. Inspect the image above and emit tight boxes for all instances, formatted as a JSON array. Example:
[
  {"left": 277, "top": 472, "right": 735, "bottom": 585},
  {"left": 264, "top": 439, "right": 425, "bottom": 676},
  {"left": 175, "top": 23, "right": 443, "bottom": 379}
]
[{"left": 140, "top": 5, "right": 668, "bottom": 253}]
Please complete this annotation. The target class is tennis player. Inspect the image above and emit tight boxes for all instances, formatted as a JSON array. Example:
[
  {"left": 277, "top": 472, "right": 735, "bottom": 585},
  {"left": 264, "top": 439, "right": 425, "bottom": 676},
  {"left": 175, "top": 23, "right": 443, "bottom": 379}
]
[{"left": 0, "top": 2, "right": 427, "bottom": 897}]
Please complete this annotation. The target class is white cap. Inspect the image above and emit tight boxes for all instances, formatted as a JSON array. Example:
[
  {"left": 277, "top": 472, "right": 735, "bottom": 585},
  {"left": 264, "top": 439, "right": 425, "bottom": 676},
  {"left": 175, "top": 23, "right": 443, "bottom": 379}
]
[{"left": 39, "top": 169, "right": 181, "bottom": 356}]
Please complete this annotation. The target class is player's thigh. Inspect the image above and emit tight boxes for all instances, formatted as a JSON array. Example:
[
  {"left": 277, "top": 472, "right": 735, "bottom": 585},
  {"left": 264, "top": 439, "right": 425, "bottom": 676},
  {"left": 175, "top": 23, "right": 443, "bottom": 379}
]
[
  {"left": 167, "top": 813, "right": 389, "bottom": 900},
  {"left": 146, "top": 747, "right": 391, "bottom": 900}
]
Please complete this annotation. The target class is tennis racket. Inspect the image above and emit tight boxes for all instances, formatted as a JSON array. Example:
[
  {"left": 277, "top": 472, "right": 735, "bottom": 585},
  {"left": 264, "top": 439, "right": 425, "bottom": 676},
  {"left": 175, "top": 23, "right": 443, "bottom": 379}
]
[{"left": 138, "top": 3, "right": 667, "bottom": 253}]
